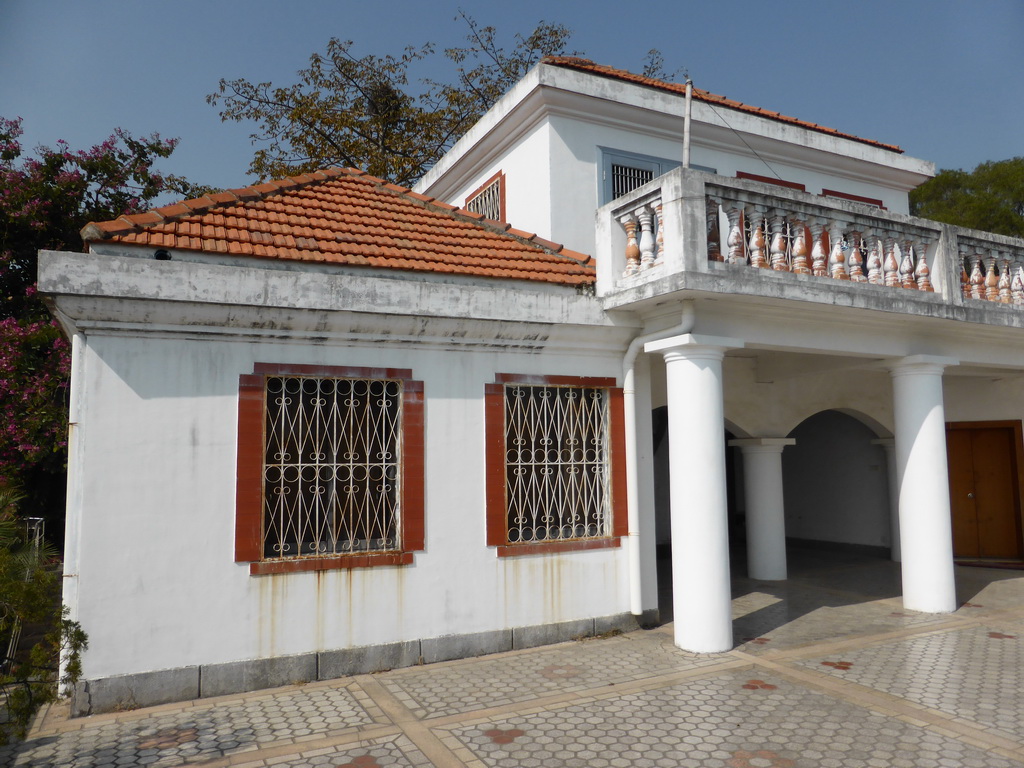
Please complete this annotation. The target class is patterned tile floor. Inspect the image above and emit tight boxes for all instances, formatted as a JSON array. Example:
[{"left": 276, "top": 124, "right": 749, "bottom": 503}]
[{"left": 4, "top": 551, "right": 1024, "bottom": 767}]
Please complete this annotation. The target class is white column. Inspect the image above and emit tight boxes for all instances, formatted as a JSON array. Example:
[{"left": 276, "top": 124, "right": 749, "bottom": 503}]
[
  {"left": 646, "top": 333, "right": 743, "bottom": 652},
  {"left": 729, "top": 438, "right": 795, "bottom": 581},
  {"left": 889, "top": 355, "right": 958, "bottom": 613},
  {"left": 871, "top": 438, "right": 900, "bottom": 562}
]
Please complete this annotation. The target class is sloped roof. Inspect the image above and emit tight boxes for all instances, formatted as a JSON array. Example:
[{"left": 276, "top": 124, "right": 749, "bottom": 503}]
[
  {"left": 544, "top": 57, "right": 903, "bottom": 154},
  {"left": 81, "top": 168, "right": 594, "bottom": 286}
]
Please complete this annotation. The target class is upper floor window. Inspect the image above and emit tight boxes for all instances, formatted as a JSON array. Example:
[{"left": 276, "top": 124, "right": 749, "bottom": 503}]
[
  {"left": 465, "top": 171, "right": 505, "bottom": 222},
  {"left": 484, "top": 374, "right": 627, "bottom": 556},
  {"left": 601, "top": 149, "right": 715, "bottom": 205},
  {"left": 236, "top": 363, "right": 424, "bottom": 574}
]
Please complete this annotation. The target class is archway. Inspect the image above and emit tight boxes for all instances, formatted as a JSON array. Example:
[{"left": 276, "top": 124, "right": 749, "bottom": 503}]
[{"left": 782, "top": 409, "right": 892, "bottom": 554}]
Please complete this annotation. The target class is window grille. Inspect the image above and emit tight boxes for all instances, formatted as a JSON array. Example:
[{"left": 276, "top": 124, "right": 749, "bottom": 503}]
[
  {"left": 611, "top": 164, "right": 655, "bottom": 200},
  {"left": 263, "top": 376, "right": 401, "bottom": 558},
  {"left": 465, "top": 176, "right": 503, "bottom": 222},
  {"left": 503, "top": 384, "right": 612, "bottom": 543}
]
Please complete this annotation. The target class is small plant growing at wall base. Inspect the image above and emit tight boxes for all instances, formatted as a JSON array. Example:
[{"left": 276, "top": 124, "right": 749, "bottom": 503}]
[{"left": 0, "top": 487, "right": 87, "bottom": 745}]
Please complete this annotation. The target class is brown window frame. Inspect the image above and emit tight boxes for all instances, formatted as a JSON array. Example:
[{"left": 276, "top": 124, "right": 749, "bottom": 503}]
[
  {"left": 821, "top": 188, "right": 886, "bottom": 209},
  {"left": 736, "top": 171, "right": 806, "bottom": 192},
  {"left": 235, "top": 363, "right": 425, "bottom": 575},
  {"left": 464, "top": 170, "right": 506, "bottom": 223},
  {"left": 484, "top": 373, "right": 627, "bottom": 557}
]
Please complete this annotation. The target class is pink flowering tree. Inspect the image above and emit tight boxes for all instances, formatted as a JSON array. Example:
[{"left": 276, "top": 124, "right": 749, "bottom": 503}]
[{"left": 0, "top": 116, "right": 210, "bottom": 538}]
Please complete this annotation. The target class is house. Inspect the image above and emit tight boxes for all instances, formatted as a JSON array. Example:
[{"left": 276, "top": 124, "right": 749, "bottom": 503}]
[{"left": 39, "top": 57, "right": 1024, "bottom": 715}]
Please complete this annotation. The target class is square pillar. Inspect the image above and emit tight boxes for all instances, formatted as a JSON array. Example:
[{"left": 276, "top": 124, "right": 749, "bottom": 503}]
[{"left": 646, "top": 333, "right": 743, "bottom": 652}]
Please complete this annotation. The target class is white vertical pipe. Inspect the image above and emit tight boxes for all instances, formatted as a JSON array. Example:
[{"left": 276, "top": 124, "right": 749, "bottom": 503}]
[
  {"left": 682, "top": 79, "right": 693, "bottom": 170},
  {"left": 622, "top": 303, "right": 695, "bottom": 616}
]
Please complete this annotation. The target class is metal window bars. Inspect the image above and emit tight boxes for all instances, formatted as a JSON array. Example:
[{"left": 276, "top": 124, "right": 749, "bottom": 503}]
[
  {"left": 262, "top": 376, "right": 401, "bottom": 559},
  {"left": 503, "top": 384, "right": 612, "bottom": 544},
  {"left": 465, "top": 178, "right": 502, "bottom": 222}
]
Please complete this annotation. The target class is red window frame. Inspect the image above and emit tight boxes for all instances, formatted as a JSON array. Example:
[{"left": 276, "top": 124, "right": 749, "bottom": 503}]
[
  {"left": 736, "top": 171, "right": 806, "bottom": 192},
  {"left": 235, "top": 363, "right": 425, "bottom": 575},
  {"left": 821, "top": 188, "right": 886, "bottom": 209},
  {"left": 484, "top": 373, "right": 628, "bottom": 557},
  {"left": 465, "top": 170, "right": 506, "bottom": 223}
]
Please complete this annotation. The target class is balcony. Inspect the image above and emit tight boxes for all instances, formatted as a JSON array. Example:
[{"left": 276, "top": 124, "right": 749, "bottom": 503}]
[{"left": 596, "top": 168, "right": 1024, "bottom": 330}]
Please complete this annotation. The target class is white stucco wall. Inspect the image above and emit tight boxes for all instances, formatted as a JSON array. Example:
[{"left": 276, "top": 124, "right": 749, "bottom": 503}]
[{"left": 69, "top": 329, "right": 629, "bottom": 680}]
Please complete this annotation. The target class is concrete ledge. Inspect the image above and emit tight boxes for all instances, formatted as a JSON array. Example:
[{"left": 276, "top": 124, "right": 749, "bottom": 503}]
[
  {"left": 513, "top": 618, "right": 593, "bottom": 649},
  {"left": 420, "top": 628, "right": 512, "bottom": 664},
  {"left": 319, "top": 641, "right": 420, "bottom": 679},
  {"left": 201, "top": 653, "right": 317, "bottom": 699},
  {"left": 72, "top": 666, "right": 199, "bottom": 717},
  {"left": 71, "top": 613, "right": 638, "bottom": 716}
]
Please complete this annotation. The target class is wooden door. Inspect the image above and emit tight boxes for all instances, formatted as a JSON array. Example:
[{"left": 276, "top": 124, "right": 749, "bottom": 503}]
[{"left": 946, "top": 422, "right": 1024, "bottom": 559}]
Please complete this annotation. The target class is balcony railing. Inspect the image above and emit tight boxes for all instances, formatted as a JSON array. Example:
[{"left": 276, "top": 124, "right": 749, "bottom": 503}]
[{"left": 596, "top": 168, "right": 1024, "bottom": 317}]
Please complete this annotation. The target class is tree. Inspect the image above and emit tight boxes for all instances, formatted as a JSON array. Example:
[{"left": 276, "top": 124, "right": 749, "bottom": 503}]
[
  {"left": 0, "top": 116, "right": 209, "bottom": 536},
  {"left": 910, "top": 158, "right": 1024, "bottom": 237},
  {"left": 0, "top": 487, "right": 87, "bottom": 745},
  {"left": 208, "top": 15, "right": 580, "bottom": 185}
]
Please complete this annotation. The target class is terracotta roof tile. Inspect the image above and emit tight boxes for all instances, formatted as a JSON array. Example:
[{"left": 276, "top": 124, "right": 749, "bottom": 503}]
[
  {"left": 82, "top": 167, "right": 595, "bottom": 286},
  {"left": 543, "top": 56, "right": 903, "bottom": 154}
]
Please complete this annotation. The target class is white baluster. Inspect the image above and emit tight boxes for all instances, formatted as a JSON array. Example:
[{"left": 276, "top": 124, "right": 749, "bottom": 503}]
[
  {"left": 900, "top": 239, "right": 917, "bottom": 289},
  {"left": 653, "top": 199, "right": 665, "bottom": 266},
  {"left": 1012, "top": 265, "right": 1024, "bottom": 305},
  {"left": 999, "top": 256, "right": 1012, "bottom": 303},
  {"left": 985, "top": 255, "right": 999, "bottom": 301},
  {"left": 969, "top": 255, "right": 985, "bottom": 299},
  {"left": 637, "top": 206, "right": 656, "bottom": 269},
  {"left": 621, "top": 213, "right": 639, "bottom": 276}
]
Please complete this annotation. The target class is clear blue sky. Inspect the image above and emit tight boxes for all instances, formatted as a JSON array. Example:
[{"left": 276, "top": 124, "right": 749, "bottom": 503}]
[{"left": 2, "top": 0, "right": 1022, "bottom": 192}]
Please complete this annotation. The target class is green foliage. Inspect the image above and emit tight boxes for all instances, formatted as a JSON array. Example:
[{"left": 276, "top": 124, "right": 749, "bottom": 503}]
[
  {"left": 909, "top": 157, "right": 1024, "bottom": 237},
  {"left": 208, "top": 15, "right": 579, "bottom": 185},
  {"left": 0, "top": 487, "right": 87, "bottom": 745}
]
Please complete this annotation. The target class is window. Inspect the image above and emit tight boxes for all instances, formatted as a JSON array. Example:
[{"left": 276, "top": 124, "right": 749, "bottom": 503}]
[
  {"left": 465, "top": 171, "right": 505, "bottom": 222},
  {"left": 484, "top": 374, "right": 627, "bottom": 556},
  {"left": 236, "top": 363, "right": 424, "bottom": 574},
  {"left": 600, "top": 149, "right": 715, "bottom": 205}
]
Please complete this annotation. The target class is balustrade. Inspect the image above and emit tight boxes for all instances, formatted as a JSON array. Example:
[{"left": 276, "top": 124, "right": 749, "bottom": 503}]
[
  {"left": 618, "top": 196, "right": 662, "bottom": 276},
  {"left": 958, "top": 246, "right": 1024, "bottom": 305},
  {"left": 704, "top": 194, "right": 936, "bottom": 294},
  {"left": 605, "top": 169, "right": 1024, "bottom": 317}
]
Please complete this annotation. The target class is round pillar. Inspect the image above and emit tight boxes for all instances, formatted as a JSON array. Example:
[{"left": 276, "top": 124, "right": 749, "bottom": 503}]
[
  {"left": 645, "top": 333, "right": 743, "bottom": 652},
  {"left": 890, "top": 355, "right": 957, "bottom": 613},
  {"left": 729, "top": 439, "right": 795, "bottom": 580}
]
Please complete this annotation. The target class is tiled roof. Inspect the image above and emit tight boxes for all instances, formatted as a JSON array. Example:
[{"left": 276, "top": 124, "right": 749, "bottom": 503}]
[
  {"left": 544, "top": 57, "right": 903, "bottom": 154},
  {"left": 81, "top": 168, "right": 594, "bottom": 286}
]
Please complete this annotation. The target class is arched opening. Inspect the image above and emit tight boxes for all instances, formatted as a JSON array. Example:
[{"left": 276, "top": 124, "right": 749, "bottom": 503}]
[{"left": 782, "top": 409, "right": 892, "bottom": 554}]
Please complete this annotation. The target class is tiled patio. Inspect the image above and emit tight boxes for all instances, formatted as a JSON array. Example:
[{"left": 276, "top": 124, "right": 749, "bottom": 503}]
[{"left": 4, "top": 548, "right": 1024, "bottom": 767}]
